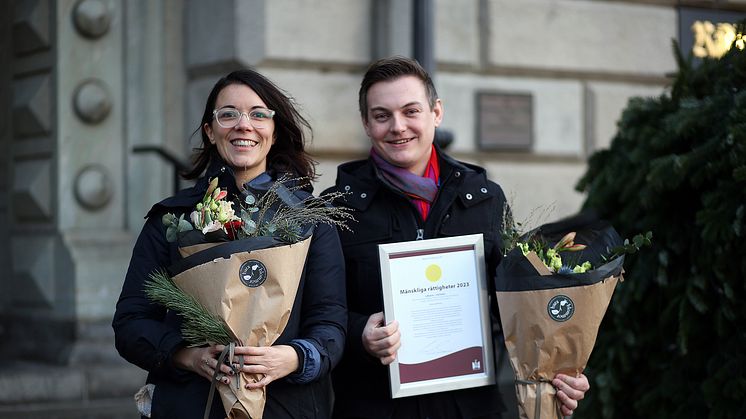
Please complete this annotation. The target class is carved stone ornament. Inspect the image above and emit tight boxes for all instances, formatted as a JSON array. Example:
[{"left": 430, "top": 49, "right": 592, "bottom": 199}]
[
  {"left": 73, "top": 0, "right": 111, "bottom": 39},
  {"left": 73, "top": 79, "right": 112, "bottom": 124},
  {"left": 74, "top": 164, "right": 113, "bottom": 210}
]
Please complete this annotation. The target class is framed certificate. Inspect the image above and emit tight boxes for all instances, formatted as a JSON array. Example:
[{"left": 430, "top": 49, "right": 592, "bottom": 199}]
[{"left": 378, "top": 234, "right": 495, "bottom": 398}]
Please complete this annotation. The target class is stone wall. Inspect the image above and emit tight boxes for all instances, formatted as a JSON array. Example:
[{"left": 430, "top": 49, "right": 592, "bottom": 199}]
[
  {"left": 176, "top": 0, "right": 682, "bottom": 227},
  {"left": 234, "top": 0, "right": 681, "bottom": 227}
]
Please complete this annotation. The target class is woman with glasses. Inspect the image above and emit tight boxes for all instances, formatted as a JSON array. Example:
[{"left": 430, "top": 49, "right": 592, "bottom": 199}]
[{"left": 113, "top": 69, "right": 347, "bottom": 419}]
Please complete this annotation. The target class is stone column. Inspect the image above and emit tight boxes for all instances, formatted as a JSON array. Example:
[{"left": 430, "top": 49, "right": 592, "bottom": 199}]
[
  {"left": 184, "top": 0, "right": 268, "bottom": 140},
  {"left": 371, "top": 0, "right": 412, "bottom": 60},
  {"left": 5, "top": 0, "right": 131, "bottom": 365},
  {"left": 7, "top": 0, "right": 72, "bottom": 363},
  {"left": 125, "top": 0, "right": 186, "bottom": 230},
  {"left": 0, "top": 0, "right": 13, "bottom": 324}
]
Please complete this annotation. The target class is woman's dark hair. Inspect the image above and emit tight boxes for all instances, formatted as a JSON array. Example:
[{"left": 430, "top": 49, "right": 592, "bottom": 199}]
[
  {"left": 358, "top": 56, "right": 438, "bottom": 121},
  {"left": 184, "top": 69, "right": 316, "bottom": 181}
]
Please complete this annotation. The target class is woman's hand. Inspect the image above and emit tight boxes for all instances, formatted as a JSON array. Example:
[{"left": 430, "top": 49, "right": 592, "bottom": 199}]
[
  {"left": 553, "top": 373, "right": 591, "bottom": 416},
  {"left": 172, "top": 345, "right": 234, "bottom": 385},
  {"left": 228, "top": 345, "right": 299, "bottom": 389}
]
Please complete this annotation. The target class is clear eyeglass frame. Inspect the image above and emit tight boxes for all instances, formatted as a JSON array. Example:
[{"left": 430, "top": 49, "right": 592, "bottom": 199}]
[{"left": 212, "top": 106, "right": 276, "bottom": 129}]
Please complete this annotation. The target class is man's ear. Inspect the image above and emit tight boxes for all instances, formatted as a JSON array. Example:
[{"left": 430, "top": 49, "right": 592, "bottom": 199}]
[
  {"left": 432, "top": 99, "right": 443, "bottom": 128},
  {"left": 362, "top": 115, "right": 372, "bottom": 138}
]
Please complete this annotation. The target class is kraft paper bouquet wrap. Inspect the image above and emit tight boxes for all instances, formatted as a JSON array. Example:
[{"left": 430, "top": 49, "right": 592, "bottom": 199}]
[
  {"left": 170, "top": 233, "right": 312, "bottom": 419},
  {"left": 145, "top": 176, "right": 351, "bottom": 419},
  {"left": 495, "top": 214, "right": 641, "bottom": 419}
]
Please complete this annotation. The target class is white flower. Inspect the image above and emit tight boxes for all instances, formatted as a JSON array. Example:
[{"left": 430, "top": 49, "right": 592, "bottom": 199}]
[
  {"left": 216, "top": 200, "right": 237, "bottom": 223},
  {"left": 201, "top": 220, "right": 222, "bottom": 234},
  {"left": 190, "top": 211, "right": 202, "bottom": 228}
]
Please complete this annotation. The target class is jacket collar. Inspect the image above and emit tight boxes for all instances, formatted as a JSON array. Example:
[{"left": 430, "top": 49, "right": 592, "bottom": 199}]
[
  {"left": 334, "top": 159, "right": 381, "bottom": 211},
  {"left": 435, "top": 148, "right": 495, "bottom": 208},
  {"left": 333, "top": 145, "right": 489, "bottom": 211}
]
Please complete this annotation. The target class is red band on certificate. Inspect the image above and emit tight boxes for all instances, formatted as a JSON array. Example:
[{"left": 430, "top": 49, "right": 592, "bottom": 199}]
[{"left": 399, "top": 346, "right": 485, "bottom": 383}]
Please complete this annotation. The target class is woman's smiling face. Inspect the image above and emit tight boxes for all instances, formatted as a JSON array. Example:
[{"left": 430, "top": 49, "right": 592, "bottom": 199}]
[{"left": 203, "top": 83, "right": 275, "bottom": 186}]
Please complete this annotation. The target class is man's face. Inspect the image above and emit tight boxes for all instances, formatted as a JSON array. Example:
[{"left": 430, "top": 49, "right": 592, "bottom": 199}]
[{"left": 363, "top": 75, "right": 443, "bottom": 176}]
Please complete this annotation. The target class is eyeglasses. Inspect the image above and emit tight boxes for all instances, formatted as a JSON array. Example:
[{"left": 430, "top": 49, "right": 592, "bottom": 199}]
[{"left": 212, "top": 106, "right": 276, "bottom": 129}]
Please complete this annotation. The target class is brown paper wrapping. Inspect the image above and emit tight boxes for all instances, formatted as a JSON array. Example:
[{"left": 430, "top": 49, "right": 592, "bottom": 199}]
[
  {"left": 172, "top": 236, "right": 313, "bottom": 419},
  {"left": 496, "top": 274, "right": 621, "bottom": 419},
  {"left": 178, "top": 241, "right": 223, "bottom": 258},
  {"left": 524, "top": 251, "right": 553, "bottom": 276}
]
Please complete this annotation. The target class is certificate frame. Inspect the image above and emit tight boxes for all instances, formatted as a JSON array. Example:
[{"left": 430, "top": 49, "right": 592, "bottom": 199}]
[{"left": 378, "top": 234, "right": 495, "bottom": 398}]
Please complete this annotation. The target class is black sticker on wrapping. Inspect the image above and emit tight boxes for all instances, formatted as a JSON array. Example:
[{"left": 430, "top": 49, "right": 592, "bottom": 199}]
[
  {"left": 239, "top": 260, "right": 267, "bottom": 288},
  {"left": 547, "top": 295, "right": 574, "bottom": 322}
]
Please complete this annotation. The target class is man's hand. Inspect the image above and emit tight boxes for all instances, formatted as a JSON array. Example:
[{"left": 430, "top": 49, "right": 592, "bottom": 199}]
[
  {"left": 361, "top": 312, "right": 400, "bottom": 365},
  {"left": 553, "top": 373, "right": 591, "bottom": 416}
]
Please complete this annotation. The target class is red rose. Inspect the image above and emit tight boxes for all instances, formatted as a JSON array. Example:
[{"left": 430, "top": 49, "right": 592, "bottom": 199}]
[{"left": 224, "top": 220, "right": 243, "bottom": 240}]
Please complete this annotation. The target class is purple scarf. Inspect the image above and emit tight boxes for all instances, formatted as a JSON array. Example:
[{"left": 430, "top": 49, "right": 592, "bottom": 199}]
[{"left": 370, "top": 148, "right": 438, "bottom": 203}]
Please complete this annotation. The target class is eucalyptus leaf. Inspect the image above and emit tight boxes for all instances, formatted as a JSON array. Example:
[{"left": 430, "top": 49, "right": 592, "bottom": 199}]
[
  {"left": 162, "top": 213, "right": 176, "bottom": 226},
  {"left": 165, "top": 227, "right": 178, "bottom": 243},
  {"left": 242, "top": 219, "right": 257, "bottom": 235},
  {"left": 178, "top": 218, "right": 194, "bottom": 232}
]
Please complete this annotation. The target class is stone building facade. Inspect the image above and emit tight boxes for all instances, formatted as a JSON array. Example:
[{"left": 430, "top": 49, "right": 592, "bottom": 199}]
[{"left": 1, "top": 0, "right": 743, "bottom": 417}]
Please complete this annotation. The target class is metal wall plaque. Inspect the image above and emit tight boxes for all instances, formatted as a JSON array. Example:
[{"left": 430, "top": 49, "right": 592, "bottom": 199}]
[{"left": 476, "top": 92, "right": 533, "bottom": 150}]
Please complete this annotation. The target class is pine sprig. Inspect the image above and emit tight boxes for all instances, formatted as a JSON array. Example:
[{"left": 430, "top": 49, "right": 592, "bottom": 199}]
[{"left": 144, "top": 270, "right": 233, "bottom": 346}]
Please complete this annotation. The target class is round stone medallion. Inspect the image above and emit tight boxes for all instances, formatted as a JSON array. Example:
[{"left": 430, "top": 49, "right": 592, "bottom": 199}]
[
  {"left": 74, "top": 164, "right": 113, "bottom": 210},
  {"left": 73, "top": 79, "right": 112, "bottom": 124},
  {"left": 73, "top": 0, "right": 111, "bottom": 39}
]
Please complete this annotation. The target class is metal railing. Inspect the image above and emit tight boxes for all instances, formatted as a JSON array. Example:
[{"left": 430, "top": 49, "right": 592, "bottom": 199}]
[{"left": 132, "top": 145, "right": 191, "bottom": 196}]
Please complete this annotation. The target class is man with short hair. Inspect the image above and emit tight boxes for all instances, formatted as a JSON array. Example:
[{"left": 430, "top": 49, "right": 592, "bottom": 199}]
[{"left": 326, "top": 56, "right": 589, "bottom": 419}]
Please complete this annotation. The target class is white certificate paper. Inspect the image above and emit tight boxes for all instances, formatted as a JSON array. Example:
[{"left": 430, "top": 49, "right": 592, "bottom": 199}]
[{"left": 379, "top": 234, "right": 495, "bottom": 398}]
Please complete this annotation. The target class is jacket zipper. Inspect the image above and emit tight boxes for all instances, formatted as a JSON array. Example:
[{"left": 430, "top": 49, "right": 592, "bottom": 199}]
[
  {"left": 413, "top": 167, "right": 459, "bottom": 241},
  {"left": 379, "top": 165, "right": 458, "bottom": 242},
  {"left": 387, "top": 185, "right": 426, "bottom": 241}
]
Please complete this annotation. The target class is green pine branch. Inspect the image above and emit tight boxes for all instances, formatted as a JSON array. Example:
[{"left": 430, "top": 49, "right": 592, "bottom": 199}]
[{"left": 144, "top": 270, "right": 233, "bottom": 347}]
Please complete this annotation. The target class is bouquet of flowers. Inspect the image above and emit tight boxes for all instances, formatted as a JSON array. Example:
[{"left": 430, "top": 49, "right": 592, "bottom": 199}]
[
  {"left": 496, "top": 210, "right": 650, "bottom": 419},
  {"left": 144, "top": 176, "right": 352, "bottom": 419}
]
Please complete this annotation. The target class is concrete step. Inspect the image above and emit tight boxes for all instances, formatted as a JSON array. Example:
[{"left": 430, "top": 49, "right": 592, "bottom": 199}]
[
  {"left": 0, "top": 361, "right": 146, "bottom": 404},
  {"left": 0, "top": 397, "right": 139, "bottom": 419},
  {"left": 0, "top": 359, "right": 146, "bottom": 419}
]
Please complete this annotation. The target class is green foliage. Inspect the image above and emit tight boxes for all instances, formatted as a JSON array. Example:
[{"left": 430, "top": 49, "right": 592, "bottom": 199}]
[
  {"left": 238, "top": 176, "right": 354, "bottom": 243},
  {"left": 606, "top": 231, "right": 653, "bottom": 262},
  {"left": 574, "top": 35, "right": 746, "bottom": 419},
  {"left": 162, "top": 213, "right": 193, "bottom": 243},
  {"left": 144, "top": 271, "right": 233, "bottom": 346}
]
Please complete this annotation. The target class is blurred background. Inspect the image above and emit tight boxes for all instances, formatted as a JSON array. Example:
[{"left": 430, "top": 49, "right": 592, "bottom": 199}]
[{"left": 0, "top": 0, "right": 743, "bottom": 417}]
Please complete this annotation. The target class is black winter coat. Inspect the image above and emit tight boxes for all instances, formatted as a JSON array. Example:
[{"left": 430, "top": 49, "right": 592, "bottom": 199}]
[
  {"left": 113, "top": 161, "right": 347, "bottom": 419},
  {"left": 324, "top": 151, "right": 508, "bottom": 419}
]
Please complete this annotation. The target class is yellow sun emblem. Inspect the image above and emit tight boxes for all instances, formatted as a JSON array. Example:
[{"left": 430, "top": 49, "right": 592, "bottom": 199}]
[{"left": 425, "top": 264, "right": 442, "bottom": 282}]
